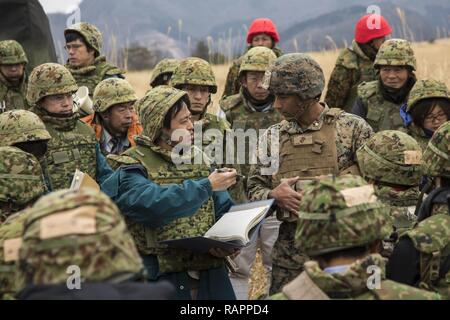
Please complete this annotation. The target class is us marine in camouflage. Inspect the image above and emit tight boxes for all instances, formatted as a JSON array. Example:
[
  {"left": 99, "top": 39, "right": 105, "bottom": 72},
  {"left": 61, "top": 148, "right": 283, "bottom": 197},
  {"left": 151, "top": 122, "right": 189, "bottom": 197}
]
[
  {"left": 103, "top": 85, "right": 238, "bottom": 300},
  {"left": 64, "top": 22, "right": 125, "bottom": 111},
  {"left": 387, "top": 122, "right": 450, "bottom": 299},
  {"left": 270, "top": 175, "right": 440, "bottom": 300},
  {"left": 325, "top": 14, "right": 392, "bottom": 111},
  {"left": 150, "top": 58, "right": 179, "bottom": 88},
  {"left": 0, "top": 40, "right": 29, "bottom": 112},
  {"left": 357, "top": 130, "right": 423, "bottom": 256},
  {"left": 404, "top": 79, "right": 450, "bottom": 150},
  {"left": 247, "top": 53, "right": 373, "bottom": 294},
  {"left": 222, "top": 18, "right": 283, "bottom": 98},
  {"left": 220, "top": 46, "right": 282, "bottom": 299},
  {"left": 27, "top": 63, "right": 113, "bottom": 190},
  {"left": 82, "top": 78, "right": 142, "bottom": 156},
  {"left": 353, "top": 39, "right": 417, "bottom": 132}
]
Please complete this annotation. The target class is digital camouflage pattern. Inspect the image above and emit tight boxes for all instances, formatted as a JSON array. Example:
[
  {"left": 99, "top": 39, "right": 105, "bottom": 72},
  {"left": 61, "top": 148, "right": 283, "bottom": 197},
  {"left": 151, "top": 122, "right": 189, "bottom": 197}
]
[
  {"left": 422, "top": 121, "right": 450, "bottom": 178},
  {"left": 238, "top": 46, "right": 277, "bottom": 76},
  {"left": 171, "top": 57, "right": 217, "bottom": 93},
  {"left": 93, "top": 78, "right": 137, "bottom": 113},
  {"left": 263, "top": 53, "right": 325, "bottom": 99},
  {"left": 222, "top": 46, "right": 283, "bottom": 98},
  {"left": 26, "top": 63, "right": 78, "bottom": 106},
  {"left": 150, "top": 58, "right": 179, "bottom": 87},
  {"left": 374, "top": 39, "right": 416, "bottom": 70},
  {"left": 64, "top": 22, "right": 103, "bottom": 54},
  {"left": 325, "top": 40, "right": 377, "bottom": 111},
  {"left": 0, "top": 146, "right": 46, "bottom": 222},
  {"left": 357, "top": 130, "right": 422, "bottom": 186},
  {"left": 271, "top": 254, "right": 440, "bottom": 300},
  {"left": 17, "top": 189, "right": 143, "bottom": 286},
  {"left": 0, "top": 110, "right": 51, "bottom": 146},
  {"left": 0, "top": 40, "right": 28, "bottom": 65}
]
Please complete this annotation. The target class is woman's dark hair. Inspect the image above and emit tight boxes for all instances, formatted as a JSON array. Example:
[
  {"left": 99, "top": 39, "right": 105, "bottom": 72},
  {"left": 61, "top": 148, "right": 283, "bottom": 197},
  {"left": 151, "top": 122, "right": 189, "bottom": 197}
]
[
  {"left": 409, "top": 98, "right": 450, "bottom": 128},
  {"left": 65, "top": 31, "right": 96, "bottom": 55},
  {"left": 162, "top": 97, "right": 189, "bottom": 129}
]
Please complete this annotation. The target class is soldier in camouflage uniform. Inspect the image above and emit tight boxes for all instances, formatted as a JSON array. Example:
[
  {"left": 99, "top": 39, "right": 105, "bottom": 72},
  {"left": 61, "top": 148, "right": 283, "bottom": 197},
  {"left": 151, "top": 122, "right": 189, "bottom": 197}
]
[
  {"left": 357, "top": 130, "right": 423, "bottom": 256},
  {"left": 81, "top": 78, "right": 142, "bottom": 156},
  {"left": 270, "top": 175, "right": 440, "bottom": 300},
  {"left": 325, "top": 14, "right": 392, "bottom": 111},
  {"left": 103, "top": 85, "right": 238, "bottom": 300},
  {"left": 247, "top": 53, "right": 373, "bottom": 294},
  {"left": 222, "top": 18, "right": 283, "bottom": 99},
  {"left": 0, "top": 40, "right": 29, "bottom": 112},
  {"left": 220, "top": 46, "right": 282, "bottom": 299},
  {"left": 150, "top": 58, "right": 179, "bottom": 88},
  {"left": 387, "top": 122, "right": 450, "bottom": 299},
  {"left": 26, "top": 63, "right": 113, "bottom": 190},
  {"left": 352, "top": 39, "right": 417, "bottom": 132},
  {"left": 404, "top": 79, "right": 450, "bottom": 150},
  {"left": 64, "top": 22, "right": 125, "bottom": 114}
]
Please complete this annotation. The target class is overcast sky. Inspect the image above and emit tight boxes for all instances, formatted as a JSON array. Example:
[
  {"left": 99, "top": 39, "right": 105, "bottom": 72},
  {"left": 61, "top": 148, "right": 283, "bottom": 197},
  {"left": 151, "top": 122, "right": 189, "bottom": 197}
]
[{"left": 39, "top": 0, "right": 83, "bottom": 13}]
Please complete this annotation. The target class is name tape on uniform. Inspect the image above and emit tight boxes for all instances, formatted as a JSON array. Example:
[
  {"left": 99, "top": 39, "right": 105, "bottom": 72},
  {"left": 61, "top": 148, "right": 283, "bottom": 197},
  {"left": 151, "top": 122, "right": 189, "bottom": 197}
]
[{"left": 340, "top": 185, "right": 377, "bottom": 207}]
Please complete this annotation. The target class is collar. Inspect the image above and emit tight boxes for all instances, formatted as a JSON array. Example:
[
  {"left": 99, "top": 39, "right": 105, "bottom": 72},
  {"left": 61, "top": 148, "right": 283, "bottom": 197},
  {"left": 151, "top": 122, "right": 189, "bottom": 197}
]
[
  {"left": 281, "top": 103, "right": 329, "bottom": 134},
  {"left": 66, "top": 56, "right": 107, "bottom": 74},
  {"left": 351, "top": 40, "right": 372, "bottom": 61}
]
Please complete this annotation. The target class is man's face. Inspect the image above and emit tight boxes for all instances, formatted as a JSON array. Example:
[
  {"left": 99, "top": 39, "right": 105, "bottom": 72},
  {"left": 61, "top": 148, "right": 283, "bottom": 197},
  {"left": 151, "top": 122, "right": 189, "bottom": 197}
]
[
  {"left": 183, "top": 84, "right": 210, "bottom": 115},
  {"left": 0, "top": 64, "right": 24, "bottom": 83},
  {"left": 251, "top": 33, "right": 273, "bottom": 48},
  {"left": 65, "top": 39, "right": 95, "bottom": 68},
  {"left": 101, "top": 102, "right": 135, "bottom": 136},
  {"left": 274, "top": 94, "right": 307, "bottom": 121},
  {"left": 379, "top": 66, "right": 409, "bottom": 89},
  {"left": 371, "top": 36, "right": 386, "bottom": 50},
  {"left": 40, "top": 93, "right": 74, "bottom": 115},
  {"left": 163, "top": 103, "right": 194, "bottom": 146},
  {"left": 241, "top": 71, "right": 270, "bottom": 101}
]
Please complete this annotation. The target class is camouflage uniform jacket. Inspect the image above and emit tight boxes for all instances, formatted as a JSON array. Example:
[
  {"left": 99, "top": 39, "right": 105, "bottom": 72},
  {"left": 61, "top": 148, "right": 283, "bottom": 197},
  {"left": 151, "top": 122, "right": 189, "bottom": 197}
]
[
  {"left": 247, "top": 104, "right": 373, "bottom": 277},
  {"left": 270, "top": 254, "right": 440, "bottom": 300},
  {"left": 406, "top": 123, "right": 430, "bottom": 151},
  {"left": 222, "top": 46, "right": 283, "bottom": 98},
  {"left": 325, "top": 40, "right": 377, "bottom": 111},
  {"left": 0, "top": 72, "right": 28, "bottom": 112}
]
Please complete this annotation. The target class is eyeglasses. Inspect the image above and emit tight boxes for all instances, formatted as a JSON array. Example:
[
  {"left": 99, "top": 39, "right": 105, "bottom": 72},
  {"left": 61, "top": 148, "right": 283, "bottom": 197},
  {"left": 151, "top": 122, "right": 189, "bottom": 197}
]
[
  {"left": 424, "top": 111, "right": 447, "bottom": 124},
  {"left": 64, "top": 44, "right": 84, "bottom": 51}
]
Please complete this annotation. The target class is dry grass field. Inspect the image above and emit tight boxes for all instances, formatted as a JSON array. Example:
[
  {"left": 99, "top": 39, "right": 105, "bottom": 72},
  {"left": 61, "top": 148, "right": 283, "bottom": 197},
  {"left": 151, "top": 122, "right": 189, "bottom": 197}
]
[{"left": 126, "top": 38, "right": 450, "bottom": 299}]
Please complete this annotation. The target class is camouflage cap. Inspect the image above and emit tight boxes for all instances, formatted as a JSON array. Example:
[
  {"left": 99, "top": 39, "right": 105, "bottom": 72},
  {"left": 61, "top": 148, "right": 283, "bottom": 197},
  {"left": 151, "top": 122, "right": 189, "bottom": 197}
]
[
  {"left": 93, "top": 78, "right": 138, "bottom": 113},
  {"left": 295, "top": 175, "right": 391, "bottom": 257},
  {"left": 17, "top": 189, "right": 143, "bottom": 286},
  {"left": 262, "top": 53, "right": 325, "bottom": 99},
  {"left": 64, "top": 22, "right": 103, "bottom": 54},
  {"left": 407, "top": 79, "right": 450, "bottom": 112},
  {"left": 374, "top": 38, "right": 416, "bottom": 70},
  {"left": 26, "top": 63, "right": 78, "bottom": 106},
  {"left": 0, "top": 40, "right": 28, "bottom": 65},
  {"left": 357, "top": 130, "right": 422, "bottom": 186},
  {"left": 0, "top": 146, "right": 46, "bottom": 206},
  {"left": 422, "top": 122, "right": 450, "bottom": 178},
  {"left": 150, "top": 58, "right": 179, "bottom": 87},
  {"left": 137, "top": 85, "right": 189, "bottom": 141},
  {"left": 239, "top": 46, "right": 277, "bottom": 77},
  {"left": 171, "top": 57, "right": 217, "bottom": 93},
  {"left": 0, "top": 110, "right": 51, "bottom": 146}
]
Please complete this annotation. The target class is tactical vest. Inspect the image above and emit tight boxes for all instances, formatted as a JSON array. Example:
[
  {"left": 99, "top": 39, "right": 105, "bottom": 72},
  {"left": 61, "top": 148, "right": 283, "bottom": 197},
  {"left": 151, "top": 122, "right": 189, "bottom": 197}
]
[
  {"left": 0, "top": 75, "right": 27, "bottom": 112},
  {"left": 66, "top": 56, "right": 124, "bottom": 96},
  {"left": 404, "top": 214, "right": 450, "bottom": 298},
  {"left": 44, "top": 121, "right": 97, "bottom": 190},
  {"left": 118, "top": 144, "right": 223, "bottom": 273},
  {"left": 273, "top": 109, "right": 343, "bottom": 221},
  {"left": 358, "top": 81, "right": 405, "bottom": 132}
]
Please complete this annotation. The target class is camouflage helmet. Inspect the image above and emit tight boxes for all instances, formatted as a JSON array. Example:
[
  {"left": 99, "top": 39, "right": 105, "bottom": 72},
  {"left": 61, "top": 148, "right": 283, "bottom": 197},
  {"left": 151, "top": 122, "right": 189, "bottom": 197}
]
[
  {"left": 422, "top": 122, "right": 450, "bottom": 178},
  {"left": 171, "top": 57, "right": 217, "bottom": 93},
  {"left": 0, "top": 146, "right": 46, "bottom": 206},
  {"left": 17, "top": 189, "right": 143, "bottom": 286},
  {"left": 357, "top": 130, "right": 422, "bottom": 186},
  {"left": 295, "top": 174, "right": 391, "bottom": 257},
  {"left": 407, "top": 79, "right": 450, "bottom": 112},
  {"left": 93, "top": 78, "right": 138, "bottom": 113},
  {"left": 262, "top": 53, "right": 325, "bottom": 99},
  {"left": 0, "top": 110, "right": 51, "bottom": 146},
  {"left": 137, "top": 85, "right": 189, "bottom": 141},
  {"left": 150, "top": 58, "right": 179, "bottom": 87},
  {"left": 0, "top": 40, "right": 28, "bottom": 65},
  {"left": 374, "top": 38, "right": 416, "bottom": 70},
  {"left": 239, "top": 46, "right": 277, "bottom": 77},
  {"left": 64, "top": 22, "right": 103, "bottom": 54},
  {"left": 26, "top": 63, "right": 78, "bottom": 106}
]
